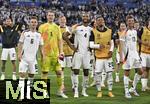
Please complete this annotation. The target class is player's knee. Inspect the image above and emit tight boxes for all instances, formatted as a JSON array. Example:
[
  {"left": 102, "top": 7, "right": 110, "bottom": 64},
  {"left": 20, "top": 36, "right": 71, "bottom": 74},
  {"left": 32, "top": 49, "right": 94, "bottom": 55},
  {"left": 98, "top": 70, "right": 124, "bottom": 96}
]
[
  {"left": 19, "top": 72, "right": 26, "bottom": 78},
  {"left": 83, "top": 69, "right": 89, "bottom": 76},
  {"left": 28, "top": 73, "right": 34, "bottom": 78},
  {"left": 137, "top": 69, "right": 143, "bottom": 75},
  {"left": 124, "top": 70, "right": 130, "bottom": 76},
  {"left": 56, "top": 70, "right": 62, "bottom": 76},
  {"left": 11, "top": 60, "right": 16, "bottom": 64},
  {"left": 2, "top": 61, "right": 6, "bottom": 68},
  {"left": 73, "top": 69, "right": 79, "bottom": 75},
  {"left": 42, "top": 72, "right": 48, "bottom": 77}
]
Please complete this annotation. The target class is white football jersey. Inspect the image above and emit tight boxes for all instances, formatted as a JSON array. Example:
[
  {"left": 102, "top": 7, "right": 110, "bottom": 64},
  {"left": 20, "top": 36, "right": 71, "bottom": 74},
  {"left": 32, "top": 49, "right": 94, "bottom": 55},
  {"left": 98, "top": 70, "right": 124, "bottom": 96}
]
[
  {"left": 73, "top": 25, "right": 92, "bottom": 54},
  {"left": 124, "top": 29, "right": 138, "bottom": 52},
  {"left": 120, "top": 29, "right": 141, "bottom": 60},
  {"left": 19, "top": 31, "right": 43, "bottom": 61}
]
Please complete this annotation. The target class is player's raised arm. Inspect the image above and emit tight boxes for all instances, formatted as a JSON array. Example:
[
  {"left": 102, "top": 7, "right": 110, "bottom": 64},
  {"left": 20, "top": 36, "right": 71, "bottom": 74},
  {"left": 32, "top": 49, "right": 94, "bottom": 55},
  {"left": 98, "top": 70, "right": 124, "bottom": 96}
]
[{"left": 63, "top": 31, "right": 77, "bottom": 51}]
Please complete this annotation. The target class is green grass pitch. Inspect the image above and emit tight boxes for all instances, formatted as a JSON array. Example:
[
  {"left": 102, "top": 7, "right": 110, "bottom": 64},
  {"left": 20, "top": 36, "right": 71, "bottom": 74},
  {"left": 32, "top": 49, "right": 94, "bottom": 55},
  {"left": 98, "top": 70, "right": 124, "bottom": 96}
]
[{"left": 1, "top": 49, "right": 150, "bottom": 104}]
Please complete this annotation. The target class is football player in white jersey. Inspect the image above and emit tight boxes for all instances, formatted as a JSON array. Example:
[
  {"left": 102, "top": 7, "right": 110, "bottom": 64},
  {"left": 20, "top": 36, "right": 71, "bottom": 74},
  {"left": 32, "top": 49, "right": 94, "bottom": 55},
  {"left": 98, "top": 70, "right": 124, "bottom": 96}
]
[
  {"left": 63, "top": 13, "right": 92, "bottom": 98},
  {"left": 18, "top": 16, "right": 44, "bottom": 100},
  {"left": 120, "top": 15, "right": 143, "bottom": 99}
]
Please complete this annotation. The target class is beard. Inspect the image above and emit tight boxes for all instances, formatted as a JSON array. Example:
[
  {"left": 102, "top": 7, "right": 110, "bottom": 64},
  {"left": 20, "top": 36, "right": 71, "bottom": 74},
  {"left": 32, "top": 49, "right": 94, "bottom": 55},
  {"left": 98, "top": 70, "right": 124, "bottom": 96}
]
[
  {"left": 83, "top": 19, "right": 89, "bottom": 24},
  {"left": 6, "top": 25, "right": 12, "bottom": 28}
]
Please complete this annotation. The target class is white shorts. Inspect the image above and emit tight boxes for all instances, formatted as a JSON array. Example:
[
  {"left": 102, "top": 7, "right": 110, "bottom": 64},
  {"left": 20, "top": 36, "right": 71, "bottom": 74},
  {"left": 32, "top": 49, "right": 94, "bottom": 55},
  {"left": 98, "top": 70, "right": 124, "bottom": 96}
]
[
  {"left": 19, "top": 59, "right": 36, "bottom": 74},
  {"left": 123, "top": 52, "right": 142, "bottom": 70},
  {"left": 95, "top": 58, "right": 114, "bottom": 73},
  {"left": 141, "top": 53, "right": 150, "bottom": 68},
  {"left": 72, "top": 51, "right": 91, "bottom": 69},
  {"left": 59, "top": 56, "right": 72, "bottom": 68},
  {"left": 1, "top": 48, "right": 16, "bottom": 60}
]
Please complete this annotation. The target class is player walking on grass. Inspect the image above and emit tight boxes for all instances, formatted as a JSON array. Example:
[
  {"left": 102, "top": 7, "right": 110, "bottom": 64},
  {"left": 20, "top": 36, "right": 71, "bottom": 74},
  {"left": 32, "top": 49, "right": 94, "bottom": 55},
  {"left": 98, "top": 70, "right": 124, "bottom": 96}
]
[
  {"left": 38, "top": 10, "right": 68, "bottom": 98},
  {"left": 18, "top": 16, "right": 43, "bottom": 100},
  {"left": 120, "top": 15, "right": 145, "bottom": 99},
  {"left": 89, "top": 16, "right": 115, "bottom": 98}
]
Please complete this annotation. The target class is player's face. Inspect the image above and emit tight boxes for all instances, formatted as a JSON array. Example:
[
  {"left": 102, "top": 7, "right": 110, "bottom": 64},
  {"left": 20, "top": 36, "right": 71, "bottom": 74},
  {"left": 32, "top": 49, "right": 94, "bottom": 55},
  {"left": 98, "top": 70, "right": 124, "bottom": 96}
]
[
  {"left": 30, "top": 19, "right": 38, "bottom": 29},
  {"left": 5, "top": 19, "right": 12, "bottom": 27},
  {"left": 82, "top": 14, "right": 90, "bottom": 23},
  {"left": 59, "top": 16, "right": 66, "bottom": 26},
  {"left": 120, "top": 23, "right": 126, "bottom": 31},
  {"left": 96, "top": 17, "right": 105, "bottom": 27},
  {"left": 127, "top": 18, "right": 134, "bottom": 28},
  {"left": 47, "top": 12, "right": 55, "bottom": 23}
]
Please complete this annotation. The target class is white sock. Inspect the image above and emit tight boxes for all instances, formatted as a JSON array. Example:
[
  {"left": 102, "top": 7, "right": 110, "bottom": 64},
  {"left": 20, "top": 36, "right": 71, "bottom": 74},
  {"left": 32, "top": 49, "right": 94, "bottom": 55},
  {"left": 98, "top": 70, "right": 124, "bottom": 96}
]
[
  {"left": 90, "top": 68, "right": 94, "bottom": 78},
  {"left": 124, "top": 75, "right": 129, "bottom": 93},
  {"left": 19, "top": 77, "right": 25, "bottom": 99},
  {"left": 95, "top": 72, "right": 101, "bottom": 91},
  {"left": 27, "top": 77, "right": 33, "bottom": 99},
  {"left": 82, "top": 76, "right": 88, "bottom": 93},
  {"left": 73, "top": 74, "right": 79, "bottom": 93},
  {"left": 101, "top": 71, "right": 106, "bottom": 85},
  {"left": 141, "top": 78, "right": 148, "bottom": 89},
  {"left": 27, "top": 80, "right": 30, "bottom": 99},
  {"left": 71, "top": 70, "right": 74, "bottom": 88},
  {"left": 107, "top": 72, "right": 113, "bottom": 91},
  {"left": 132, "top": 73, "right": 141, "bottom": 89}
]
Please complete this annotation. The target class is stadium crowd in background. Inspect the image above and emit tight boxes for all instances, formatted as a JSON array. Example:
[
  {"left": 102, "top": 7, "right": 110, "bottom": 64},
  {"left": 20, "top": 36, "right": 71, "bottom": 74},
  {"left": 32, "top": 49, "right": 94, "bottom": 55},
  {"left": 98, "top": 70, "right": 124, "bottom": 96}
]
[{"left": 0, "top": 0, "right": 149, "bottom": 28}]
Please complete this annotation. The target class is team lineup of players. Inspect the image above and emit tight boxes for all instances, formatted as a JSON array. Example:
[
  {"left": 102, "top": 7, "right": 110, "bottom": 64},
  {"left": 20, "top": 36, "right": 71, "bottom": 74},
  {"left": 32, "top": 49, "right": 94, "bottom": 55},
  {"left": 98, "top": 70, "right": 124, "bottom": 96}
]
[{"left": 0, "top": 10, "right": 150, "bottom": 100}]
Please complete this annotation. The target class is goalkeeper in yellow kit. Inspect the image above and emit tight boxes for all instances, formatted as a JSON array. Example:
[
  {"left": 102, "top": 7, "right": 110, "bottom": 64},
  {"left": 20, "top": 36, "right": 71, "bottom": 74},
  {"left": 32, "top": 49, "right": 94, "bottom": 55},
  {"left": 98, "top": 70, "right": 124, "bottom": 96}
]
[{"left": 38, "top": 10, "right": 68, "bottom": 98}]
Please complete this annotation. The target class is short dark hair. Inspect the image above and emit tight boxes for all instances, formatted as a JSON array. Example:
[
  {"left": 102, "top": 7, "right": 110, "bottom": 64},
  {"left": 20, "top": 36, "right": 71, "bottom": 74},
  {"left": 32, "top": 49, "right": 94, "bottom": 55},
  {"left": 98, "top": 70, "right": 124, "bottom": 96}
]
[
  {"left": 30, "top": 16, "right": 38, "bottom": 20},
  {"left": 46, "top": 10, "right": 55, "bottom": 15},
  {"left": 119, "top": 21, "right": 126, "bottom": 27},
  {"left": 126, "top": 15, "right": 134, "bottom": 21},
  {"left": 5, "top": 17, "right": 13, "bottom": 22},
  {"left": 96, "top": 15, "right": 104, "bottom": 20},
  {"left": 59, "top": 15, "right": 65, "bottom": 19}
]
